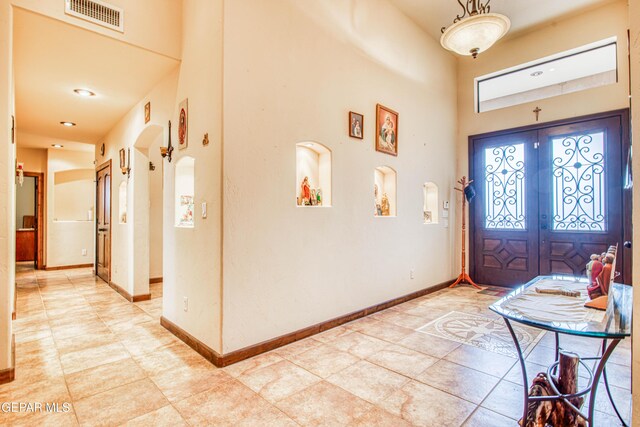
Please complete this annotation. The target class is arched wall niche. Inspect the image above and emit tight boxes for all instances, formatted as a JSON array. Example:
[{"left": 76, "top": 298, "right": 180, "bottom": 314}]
[
  {"left": 374, "top": 166, "right": 396, "bottom": 217},
  {"left": 175, "top": 156, "right": 195, "bottom": 227},
  {"left": 423, "top": 182, "right": 439, "bottom": 224},
  {"left": 295, "top": 141, "right": 332, "bottom": 207}
]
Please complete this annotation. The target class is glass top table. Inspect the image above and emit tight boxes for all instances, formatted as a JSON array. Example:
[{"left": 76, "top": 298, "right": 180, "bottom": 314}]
[
  {"left": 489, "top": 275, "right": 632, "bottom": 339},
  {"left": 489, "top": 274, "right": 632, "bottom": 426}
]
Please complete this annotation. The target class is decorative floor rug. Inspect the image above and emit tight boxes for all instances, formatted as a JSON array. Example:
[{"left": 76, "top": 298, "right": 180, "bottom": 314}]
[{"left": 416, "top": 311, "right": 541, "bottom": 358}]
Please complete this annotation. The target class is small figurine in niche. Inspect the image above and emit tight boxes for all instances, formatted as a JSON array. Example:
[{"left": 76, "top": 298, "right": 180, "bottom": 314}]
[
  {"left": 300, "top": 176, "right": 311, "bottom": 205},
  {"left": 316, "top": 189, "right": 322, "bottom": 206},
  {"left": 381, "top": 193, "right": 390, "bottom": 216},
  {"left": 424, "top": 210, "right": 432, "bottom": 223},
  {"left": 588, "top": 253, "right": 614, "bottom": 299},
  {"left": 586, "top": 254, "right": 599, "bottom": 280},
  {"left": 310, "top": 189, "right": 317, "bottom": 206},
  {"left": 374, "top": 184, "right": 381, "bottom": 216}
]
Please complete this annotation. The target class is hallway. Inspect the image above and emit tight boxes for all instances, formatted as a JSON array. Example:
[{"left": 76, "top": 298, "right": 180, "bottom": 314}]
[{"left": 2, "top": 266, "right": 631, "bottom": 426}]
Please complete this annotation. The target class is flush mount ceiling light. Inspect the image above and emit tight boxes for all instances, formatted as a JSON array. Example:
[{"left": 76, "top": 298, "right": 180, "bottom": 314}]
[
  {"left": 60, "top": 121, "right": 76, "bottom": 127},
  {"left": 530, "top": 71, "right": 544, "bottom": 77},
  {"left": 51, "top": 144, "right": 64, "bottom": 148},
  {"left": 440, "top": 0, "right": 510, "bottom": 59},
  {"left": 73, "top": 88, "right": 95, "bottom": 97}
]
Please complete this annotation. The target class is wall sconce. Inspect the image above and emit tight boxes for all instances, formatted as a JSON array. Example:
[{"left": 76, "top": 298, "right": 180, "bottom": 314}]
[
  {"left": 120, "top": 148, "right": 130, "bottom": 177},
  {"left": 160, "top": 120, "right": 174, "bottom": 162}
]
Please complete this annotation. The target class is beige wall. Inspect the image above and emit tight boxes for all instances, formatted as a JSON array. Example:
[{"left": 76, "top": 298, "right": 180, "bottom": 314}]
[
  {"left": 162, "top": 0, "right": 224, "bottom": 352},
  {"left": 0, "top": 0, "right": 14, "bottom": 372},
  {"left": 46, "top": 150, "right": 94, "bottom": 267},
  {"left": 11, "top": 0, "right": 182, "bottom": 60},
  {"left": 16, "top": 147, "right": 46, "bottom": 173},
  {"left": 221, "top": 0, "right": 457, "bottom": 353},
  {"left": 630, "top": 0, "right": 639, "bottom": 424},
  {"left": 149, "top": 136, "right": 164, "bottom": 280},
  {"left": 97, "top": 67, "right": 178, "bottom": 296}
]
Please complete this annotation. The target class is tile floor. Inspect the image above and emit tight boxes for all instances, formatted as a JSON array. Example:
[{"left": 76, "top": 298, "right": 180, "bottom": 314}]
[{"left": 1, "top": 265, "right": 631, "bottom": 426}]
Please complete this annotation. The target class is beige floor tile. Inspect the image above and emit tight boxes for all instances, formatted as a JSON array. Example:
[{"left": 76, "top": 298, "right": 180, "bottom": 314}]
[
  {"left": 480, "top": 379, "right": 524, "bottom": 420},
  {"left": 379, "top": 311, "right": 432, "bottom": 329},
  {"left": 132, "top": 342, "right": 210, "bottom": 377},
  {"left": 74, "top": 378, "right": 168, "bottom": 426},
  {"left": 366, "top": 344, "right": 438, "bottom": 378},
  {"left": 328, "top": 331, "right": 389, "bottom": 359},
  {"left": 381, "top": 379, "right": 476, "bottom": 427},
  {"left": 276, "top": 381, "right": 374, "bottom": 425},
  {"left": 54, "top": 330, "right": 120, "bottom": 356},
  {"left": 326, "top": 360, "right": 409, "bottom": 405},
  {"left": 416, "top": 359, "right": 500, "bottom": 404},
  {"left": 151, "top": 364, "right": 232, "bottom": 403},
  {"left": 174, "top": 378, "right": 296, "bottom": 426},
  {"left": 65, "top": 357, "right": 146, "bottom": 400},
  {"left": 503, "top": 359, "right": 549, "bottom": 386},
  {"left": 60, "top": 342, "right": 130, "bottom": 375},
  {"left": 313, "top": 325, "right": 353, "bottom": 343},
  {"left": 223, "top": 351, "right": 285, "bottom": 377},
  {"left": 398, "top": 331, "right": 461, "bottom": 358},
  {"left": 444, "top": 344, "right": 516, "bottom": 378},
  {"left": 350, "top": 406, "right": 412, "bottom": 426},
  {"left": 274, "top": 337, "right": 323, "bottom": 359},
  {"left": 358, "top": 320, "right": 415, "bottom": 343},
  {"left": 289, "top": 343, "right": 360, "bottom": 378},
  {"left": 123, "top": 404, "right": 189, "bottom": 426},
  {"left": 238, "top": 359, "right": 322, "bottom": 403},
  {"left": 462, "top": 407, "right": 518, "bottom": 426}
]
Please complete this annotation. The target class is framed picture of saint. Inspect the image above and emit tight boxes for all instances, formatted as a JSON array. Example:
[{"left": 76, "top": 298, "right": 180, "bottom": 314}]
[
  {"left": 349, "top": 111, "right": 363, "bottom": 139},
  {"left": 375, "top": 104, "right": 398, "bottom": 156},
  {"left": 178, "top": 98, "right": 188, "bottom": 150}
]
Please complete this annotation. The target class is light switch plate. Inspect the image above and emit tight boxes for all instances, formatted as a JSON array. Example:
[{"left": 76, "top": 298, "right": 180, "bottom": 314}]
[
  {"left": 201, "top": 202, "right": 207, "bottom": 218},
  {"left": 443, "top": 200, "right": 450, "bottom": 210}
]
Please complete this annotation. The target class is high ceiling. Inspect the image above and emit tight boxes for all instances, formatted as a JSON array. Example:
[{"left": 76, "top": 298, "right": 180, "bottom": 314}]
[
  {"left": 388, "top": 0, "right": 616, "bottom": 43},
  {"left": 13, "top": 8, "right": 180, "bottom": 151}
]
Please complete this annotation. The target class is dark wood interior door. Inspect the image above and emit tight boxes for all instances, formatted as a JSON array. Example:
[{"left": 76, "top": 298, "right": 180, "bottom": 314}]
[
  {"left": 96, "top": 163, "right": 111, "bottom": 282},
  {"left": 538, "top": 116, "right": 625, "bottom": 278},
  {"left": 470, "top": 110, "right": 631, "bottom": 286},
  {"left": 471, "top": 130, "right": 539, "bottom": 286}
]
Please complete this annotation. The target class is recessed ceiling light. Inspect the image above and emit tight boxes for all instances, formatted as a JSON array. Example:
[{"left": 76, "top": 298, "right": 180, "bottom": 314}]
[
  {"left": 51, "top": 144, "right": 64, "bottom": 148},
  {"left": 530, "top": 71, "right": 544, "bottom": 77},
  {"left": 73, "top": 88, "right": 95, "bottom": 97},
  {"left": 60, "top": 121, "right": 76, "bottom": 127},
  {"left": 549, "top": 68, "right": 556, "bottom": 72}
]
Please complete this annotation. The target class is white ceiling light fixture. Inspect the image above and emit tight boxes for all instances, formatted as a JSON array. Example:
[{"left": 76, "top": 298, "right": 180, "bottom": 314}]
[
  {"left": 60, "top": 121, "right": 76, "bottom": 127},
  {"left": 440, "top": 0, "right": 510, "bottom": 59},
  {"left": 51, "top": 144, "right": 64, "bottom": 148},
  {"left": 73, "top": 88, "right": 95, "bottom": 97}
]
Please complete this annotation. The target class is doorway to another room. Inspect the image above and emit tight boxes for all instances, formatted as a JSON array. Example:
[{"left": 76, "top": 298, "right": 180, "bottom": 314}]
[
  {"left": 15, "top": 172, "right": 44, "bottom": 269},
  {"left": 469, "top": 110, "right": 631, "bottom": 286}
]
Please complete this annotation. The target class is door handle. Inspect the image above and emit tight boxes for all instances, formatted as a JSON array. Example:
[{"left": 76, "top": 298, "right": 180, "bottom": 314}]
[
  {"left": 624, "top": 241, "right": 632, "bottom": 248},
  {"left": 98, "top": 227, "right": 108, "bottom": 232},
  {"left": 541, "top": 224, "right": 548, "bottom": 230}
]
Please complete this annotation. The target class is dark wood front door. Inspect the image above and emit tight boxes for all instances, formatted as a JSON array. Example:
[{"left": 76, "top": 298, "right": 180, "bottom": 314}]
[
  {"left": 470, "top": 110, "right": 630, "bottom": 286},
  {"left": 96, "top": 162, "right": 111, "bottom": 283}
]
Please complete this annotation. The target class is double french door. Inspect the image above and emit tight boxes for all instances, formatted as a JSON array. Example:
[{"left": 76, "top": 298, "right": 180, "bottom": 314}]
[{"left": 470, "top": 110, "right": 631, "bottom": 287}]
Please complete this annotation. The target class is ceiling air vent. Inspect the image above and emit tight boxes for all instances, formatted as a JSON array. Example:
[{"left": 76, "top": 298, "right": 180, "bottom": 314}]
[{"left": 65, "top": 0, "right": 124, "bottom": 32}]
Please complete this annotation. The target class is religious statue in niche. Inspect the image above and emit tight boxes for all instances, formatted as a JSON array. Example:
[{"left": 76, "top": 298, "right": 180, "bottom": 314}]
[
  {"left": 310, "top": 189, "right": 317, "bottom": 206},
  {"left": 316, "top": 189, "right": 322, "bottom": 206},
  {"left": 374, "top": 184, "right": 382, "bottom": 216},
  {"left": 299, "top": 176, "right": 311, "bottom": 205},
  {"left": 381, "top": 193, "right": 390, "bottom": 216},
  {"left": 424, "top": 210, "right": 432, "bottom": 223}
]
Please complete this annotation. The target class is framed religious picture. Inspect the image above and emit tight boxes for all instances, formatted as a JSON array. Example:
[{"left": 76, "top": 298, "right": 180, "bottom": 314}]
[
  {"left": 375, "top": 104, "right": 398, "bottom": 156},
  {"left": 178, "top": 98, "right": 188, "bottom": 150},
  {"left": 349, "top": 111, "right": 363, "bottom": 139},
  {"left": 144, "top": 102, "right": 151, "bottom": 124}
]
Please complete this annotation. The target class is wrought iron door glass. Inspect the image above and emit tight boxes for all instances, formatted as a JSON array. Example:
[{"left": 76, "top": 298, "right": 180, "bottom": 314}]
[
  {"left": 551, "top": 131, "right": 605, "bottom": 231},
  {"left": 484, "top": 143, "right": 526, "bottom": 229}
]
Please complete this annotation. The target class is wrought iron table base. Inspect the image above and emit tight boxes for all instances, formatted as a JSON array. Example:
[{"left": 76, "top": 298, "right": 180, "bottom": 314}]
[{"left": 503, "top": 318, "right": 627, "bottom": 426}]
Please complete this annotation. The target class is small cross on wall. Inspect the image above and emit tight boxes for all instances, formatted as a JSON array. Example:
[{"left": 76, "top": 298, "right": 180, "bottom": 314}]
[{"left": 533, "top": 106, "right": 542, "bottom": 122}]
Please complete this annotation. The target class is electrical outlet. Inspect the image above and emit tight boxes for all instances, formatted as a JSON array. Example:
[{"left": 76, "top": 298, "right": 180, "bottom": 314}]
[
  {"left": 202, "top": 202, "right": 207, "bottom": 218},
  {"left": 410, "top": 269, "right": 415, "bottom": 279},
  {"left": 82, "top": 248, "right": 87, "bottom": 256},
  {"left": 183, "top": 297, "right": 188, "bottom": 312}
]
